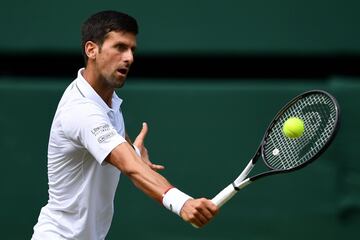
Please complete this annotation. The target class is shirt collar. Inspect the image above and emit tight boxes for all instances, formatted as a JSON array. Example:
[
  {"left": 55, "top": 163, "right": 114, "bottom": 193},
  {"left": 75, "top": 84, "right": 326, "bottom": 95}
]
[{"left": 75, "top": 68, "right": 123, "bottom": 113}]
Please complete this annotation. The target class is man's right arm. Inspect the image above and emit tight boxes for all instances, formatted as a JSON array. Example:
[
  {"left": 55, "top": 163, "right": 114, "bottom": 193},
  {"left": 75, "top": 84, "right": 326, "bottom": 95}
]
[{"left": 105, "top": 142, "right": 218, "bottom": 228}]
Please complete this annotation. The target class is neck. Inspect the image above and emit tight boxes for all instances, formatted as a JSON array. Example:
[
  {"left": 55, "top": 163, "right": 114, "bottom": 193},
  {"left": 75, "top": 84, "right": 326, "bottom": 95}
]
[{"left": 82, "top": 66, "right": 113, "bottom": 107}]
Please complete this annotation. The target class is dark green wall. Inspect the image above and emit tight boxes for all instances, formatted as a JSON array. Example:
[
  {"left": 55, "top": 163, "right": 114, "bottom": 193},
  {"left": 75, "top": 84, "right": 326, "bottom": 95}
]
[
  {"left": 1, "top": 0, "right": 360, "bottom": 54},
  {"left": 1, "top": 1, "right": 359, "bottom": 239},
  {"left": 0, "top": 77, "right": 359, "bottom": 240}
]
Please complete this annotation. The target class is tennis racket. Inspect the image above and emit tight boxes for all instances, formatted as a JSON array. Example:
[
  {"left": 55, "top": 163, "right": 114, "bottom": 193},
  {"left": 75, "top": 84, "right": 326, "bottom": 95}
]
[{"left": 211, "top": 90, "right": 340, "bottom": 208}]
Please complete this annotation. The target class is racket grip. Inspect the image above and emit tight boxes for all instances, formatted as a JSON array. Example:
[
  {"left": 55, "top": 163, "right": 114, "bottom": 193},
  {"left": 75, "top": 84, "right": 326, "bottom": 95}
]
[
  {"left": 191, "top": 184, "right": 236, "bottom": 229},
  {"left": 211, "top": 184, "right": 237, "bottom": 208}
]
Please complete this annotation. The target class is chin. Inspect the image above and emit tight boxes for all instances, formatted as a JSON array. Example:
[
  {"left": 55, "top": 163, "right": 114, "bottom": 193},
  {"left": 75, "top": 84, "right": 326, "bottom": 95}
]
[
  {"left": 109, "top": 75, "right": 126, "bottom": 89},
  {"left": 116, "top": 82, "right": 125, "bottom": 88},
  {"left": 114, "top": 79, "right": 126, "bottom": 88}
]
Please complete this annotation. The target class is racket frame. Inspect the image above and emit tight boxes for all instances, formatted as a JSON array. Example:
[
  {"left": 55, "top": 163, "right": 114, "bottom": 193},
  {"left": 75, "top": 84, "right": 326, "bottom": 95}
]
[{"left": 211, "top": 90, "right": 340, "bottom": 207}]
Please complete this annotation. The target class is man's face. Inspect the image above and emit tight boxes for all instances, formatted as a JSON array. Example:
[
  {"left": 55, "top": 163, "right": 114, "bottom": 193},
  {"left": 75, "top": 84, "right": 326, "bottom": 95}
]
[{"left": 95, "top": 31, "right": 137, "bottom": 88}]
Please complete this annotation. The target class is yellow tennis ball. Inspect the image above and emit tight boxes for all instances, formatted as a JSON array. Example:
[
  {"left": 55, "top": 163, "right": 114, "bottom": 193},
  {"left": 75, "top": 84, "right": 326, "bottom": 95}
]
[{"left": 282, "top": 117, "right": 304, "bottom": 138}]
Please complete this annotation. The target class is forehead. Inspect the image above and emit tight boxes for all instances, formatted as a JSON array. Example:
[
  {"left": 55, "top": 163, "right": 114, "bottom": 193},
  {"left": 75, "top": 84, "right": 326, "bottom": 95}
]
[{"left": 103, "top": 31, "right": 137, "bottom": 46}]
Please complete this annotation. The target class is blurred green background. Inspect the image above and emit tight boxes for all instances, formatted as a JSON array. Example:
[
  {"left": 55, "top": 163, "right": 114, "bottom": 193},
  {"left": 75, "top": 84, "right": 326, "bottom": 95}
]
[
  {"left": 1, "top": 0, "right": 360, "bottom": 54},
  {"left": 0, "top": 0, "right": 359, "bottom": 240}
]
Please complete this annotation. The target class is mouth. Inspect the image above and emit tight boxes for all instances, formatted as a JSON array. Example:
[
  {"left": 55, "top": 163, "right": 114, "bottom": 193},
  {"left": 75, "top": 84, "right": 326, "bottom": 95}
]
[{"left": 117, "top": 67, "right": 128, "bottom": 76}]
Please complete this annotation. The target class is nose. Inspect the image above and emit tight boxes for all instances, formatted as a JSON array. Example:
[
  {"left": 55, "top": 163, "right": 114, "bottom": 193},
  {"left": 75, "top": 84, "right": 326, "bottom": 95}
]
[{"left": 124, "top": 49, "right": 134, "bottom": 65}]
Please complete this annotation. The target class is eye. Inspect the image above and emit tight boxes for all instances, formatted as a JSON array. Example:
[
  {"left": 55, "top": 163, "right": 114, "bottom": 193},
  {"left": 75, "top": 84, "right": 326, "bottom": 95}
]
[{"left": 115, "top": 44, "right": 127, "bottom": 51}]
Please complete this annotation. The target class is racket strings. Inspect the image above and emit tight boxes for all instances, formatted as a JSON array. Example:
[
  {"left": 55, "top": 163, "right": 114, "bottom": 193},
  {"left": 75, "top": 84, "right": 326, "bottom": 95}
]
[{"left": 263, "top": 93, "right": 338, "bottom": 170}]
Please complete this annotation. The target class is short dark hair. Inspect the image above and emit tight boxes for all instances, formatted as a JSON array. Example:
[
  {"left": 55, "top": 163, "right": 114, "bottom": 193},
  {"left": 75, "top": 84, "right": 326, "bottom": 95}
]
[{"left": 81, "top": 10, "right": 138, "bottom": 64}]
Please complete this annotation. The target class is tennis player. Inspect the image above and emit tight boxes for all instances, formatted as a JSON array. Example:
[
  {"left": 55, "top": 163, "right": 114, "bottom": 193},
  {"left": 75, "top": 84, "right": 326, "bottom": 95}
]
[{"left": 31, "top": 10, "right": 218, "bottom": 240}]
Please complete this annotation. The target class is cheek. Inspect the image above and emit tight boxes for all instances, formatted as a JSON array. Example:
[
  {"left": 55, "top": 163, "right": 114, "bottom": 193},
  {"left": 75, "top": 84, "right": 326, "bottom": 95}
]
[
  {"left": 97, "top": 54, "right": 113, "bottom": 70},
  {"left": 102, "top": 52, "right": 119, "bottom": 65}
]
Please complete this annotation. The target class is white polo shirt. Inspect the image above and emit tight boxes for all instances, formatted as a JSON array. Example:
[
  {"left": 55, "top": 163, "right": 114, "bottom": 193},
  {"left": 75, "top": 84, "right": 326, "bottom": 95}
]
[{"left": 32, "top": 69, "right": 127, "bottom": 240}]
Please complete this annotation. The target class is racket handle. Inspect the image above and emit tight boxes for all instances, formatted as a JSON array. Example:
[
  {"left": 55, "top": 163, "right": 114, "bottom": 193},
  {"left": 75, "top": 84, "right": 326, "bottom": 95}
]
[
  {"left": 212, "top": 179, "right": 252, "bottom": 208},
  {"left": 192, "top": 180, "right": 249, "bottom": 228},
  {"left": 211, "top": 184, "right": 237, "bottom": 207},
  {"left": 191, "top": 184, "right": 237, "bottom": 228}
]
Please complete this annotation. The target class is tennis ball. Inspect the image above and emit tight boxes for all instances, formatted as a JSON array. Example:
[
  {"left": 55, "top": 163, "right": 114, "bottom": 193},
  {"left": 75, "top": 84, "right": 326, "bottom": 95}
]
[{"left": 282, "top": 117, "right": 304, "bottom": 139}]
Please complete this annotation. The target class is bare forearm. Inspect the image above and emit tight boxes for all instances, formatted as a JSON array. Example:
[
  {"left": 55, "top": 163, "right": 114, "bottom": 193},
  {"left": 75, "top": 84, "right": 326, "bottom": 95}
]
[
  {"left": 108, "top": 124, "right": 218, "bottom": 227},
  {"left": 106, "top": 142, "right": 171, "bottom": 201}
]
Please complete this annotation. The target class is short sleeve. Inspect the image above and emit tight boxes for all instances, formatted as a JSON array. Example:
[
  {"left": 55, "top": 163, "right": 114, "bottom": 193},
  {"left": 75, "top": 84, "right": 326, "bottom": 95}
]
[{"left": 61, "top": 101, "right": 126, "bottom": 165}]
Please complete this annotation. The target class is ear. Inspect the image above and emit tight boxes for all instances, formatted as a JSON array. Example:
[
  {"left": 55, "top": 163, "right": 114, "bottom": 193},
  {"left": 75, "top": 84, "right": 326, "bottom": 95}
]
[{"left": 84, "top": 41, "right": 99, "bottom": 61}]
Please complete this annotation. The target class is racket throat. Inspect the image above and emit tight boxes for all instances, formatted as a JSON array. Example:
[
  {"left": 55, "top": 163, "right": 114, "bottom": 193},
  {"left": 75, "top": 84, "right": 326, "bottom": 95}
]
[
  {"left": 211, "top": 159, "right": 254, "bottom": 207},
  {"left": 232, "top": 178, "right": 252, "bottom": 190},
  {"left": 233, "top": 160, "right": 255, "bottom": 187}
]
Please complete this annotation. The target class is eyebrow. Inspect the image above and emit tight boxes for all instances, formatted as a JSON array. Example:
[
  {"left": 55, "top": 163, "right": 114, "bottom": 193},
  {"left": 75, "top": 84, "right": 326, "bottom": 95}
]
[{"left": 114, "top": 42, "right": 137, "bottom": 51}]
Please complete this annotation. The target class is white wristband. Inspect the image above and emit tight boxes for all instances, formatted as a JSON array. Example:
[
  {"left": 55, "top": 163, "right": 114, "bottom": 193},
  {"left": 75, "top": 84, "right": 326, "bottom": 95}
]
[
  {"left": 162, "top": 188, "right": 192, "bottom": 216},
  {"left": 133, "top": 145, "right": 141, "bottom": 157}
]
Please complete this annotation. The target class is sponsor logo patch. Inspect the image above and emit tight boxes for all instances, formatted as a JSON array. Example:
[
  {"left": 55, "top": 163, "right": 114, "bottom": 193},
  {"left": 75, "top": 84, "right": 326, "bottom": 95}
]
[
  {"left": 91, "top": 124, "right": 117, "bottom": 143},
  {"left": 97, "top": 131, "right": 116, "bottom": 143},
  {"left": 91, "top": 124, "right": 110, "bottom": 136}
]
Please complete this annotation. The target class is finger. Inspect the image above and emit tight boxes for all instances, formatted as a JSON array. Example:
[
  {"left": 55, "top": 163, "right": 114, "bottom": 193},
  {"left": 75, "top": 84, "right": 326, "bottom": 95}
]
[
  {"left": 189, "top": 214, "right": 205, "bottom": 228},
  {"left": 191, "top": 223, "right": 200, "bottom": 228},
  {"left": 202, "top": 201, "right": 219, "bottom": 216},
  {"left": 137, "top": 122, "right": 148, "bottom": 141},
  {"left": 191, "top": 219, "right": 203, "bottom": 228},
  {"left": 196, "top": 212, "right": 209, "bottom": 225},
  {"left": 193, "top": 200, "right": 218, "bottom": 226},
  {"left": 188, "top": 212, "right": 206, "bottom": 228},
  {"left": 209, "top": 202, "right": 219, "bottom": 215},
  {"left": 198, "top": 207, "right": 216, "bottom": 221},
  {"left": 134, "top": 123, "right": 148, "bottom": 147},
  {"left": 197, "top": 207, "right": 212, "bottom": 220},
  {"left": 150, "top": 164, "right": 165, "bottom": 171},
  {"left": 189, "top": 206, "right": 211, "bottom": 226},
  {"left": 142, "top": 159, "right": 164, "bottom": 171}
]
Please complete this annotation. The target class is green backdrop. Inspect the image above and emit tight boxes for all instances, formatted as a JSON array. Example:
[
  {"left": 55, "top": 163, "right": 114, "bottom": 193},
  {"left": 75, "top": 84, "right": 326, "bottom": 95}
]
[
  {"left": 0, "top": 77, "right": 359, "bottom": 240},
  {"left": 1, "top": 0, "right": 359, "bottom": 239},
  {"left": 1, "top": 0, "right": 360, "bottom": 54}
]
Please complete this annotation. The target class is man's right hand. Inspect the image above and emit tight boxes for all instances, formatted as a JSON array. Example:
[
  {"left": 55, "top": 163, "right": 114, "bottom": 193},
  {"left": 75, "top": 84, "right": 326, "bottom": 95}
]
[{"left": 180, "top": 198, "right": 219, "bottom": 228}]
